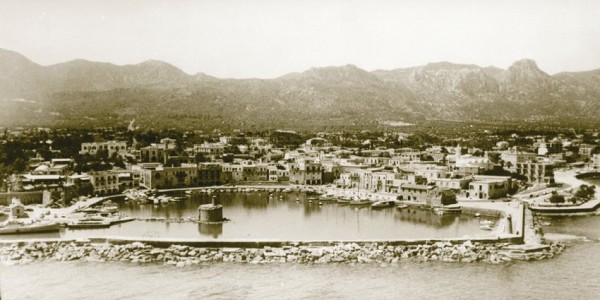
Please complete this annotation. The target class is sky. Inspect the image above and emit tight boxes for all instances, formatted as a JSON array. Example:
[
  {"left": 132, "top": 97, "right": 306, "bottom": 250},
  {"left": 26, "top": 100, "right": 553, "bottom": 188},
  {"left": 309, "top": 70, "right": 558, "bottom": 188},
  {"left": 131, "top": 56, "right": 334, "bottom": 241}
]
[{"left": 1, "top": 0, "right": 599, "bottom": 78}]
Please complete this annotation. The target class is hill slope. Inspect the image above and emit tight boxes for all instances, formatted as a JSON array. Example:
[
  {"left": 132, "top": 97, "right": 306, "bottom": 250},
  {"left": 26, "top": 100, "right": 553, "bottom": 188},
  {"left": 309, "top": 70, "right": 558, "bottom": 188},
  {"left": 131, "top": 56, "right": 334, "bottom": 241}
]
[{"left": 1, "top": 49, "right": 599, "bottom": 129}]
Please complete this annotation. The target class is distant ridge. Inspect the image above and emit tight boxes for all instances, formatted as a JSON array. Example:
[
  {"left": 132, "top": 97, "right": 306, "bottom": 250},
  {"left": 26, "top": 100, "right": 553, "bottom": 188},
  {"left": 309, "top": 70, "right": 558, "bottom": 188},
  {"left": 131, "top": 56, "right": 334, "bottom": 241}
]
[{"left": 1, "top": 48, "right": 599, "bottom": 129}]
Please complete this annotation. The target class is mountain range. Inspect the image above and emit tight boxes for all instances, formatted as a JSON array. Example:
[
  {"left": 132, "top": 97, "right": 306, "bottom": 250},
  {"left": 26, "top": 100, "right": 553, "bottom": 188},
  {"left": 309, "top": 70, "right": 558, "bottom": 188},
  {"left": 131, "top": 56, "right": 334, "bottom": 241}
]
[{"left": 1, "top": 48, "right": 599, "bottom": 129}]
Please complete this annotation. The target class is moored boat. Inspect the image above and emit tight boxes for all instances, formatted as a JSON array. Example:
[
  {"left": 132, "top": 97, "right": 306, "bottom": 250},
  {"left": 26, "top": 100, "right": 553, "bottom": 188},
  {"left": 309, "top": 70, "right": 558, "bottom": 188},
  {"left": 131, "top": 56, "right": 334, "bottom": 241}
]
[
  {"left": 67, "top": 218, "right": 111, "bottom": 229},
  {"left": 432, "top": 204, "right": 462, "bottom": 214},
  {"left": 0, "top": 222, "right": 60, "bottom": 235}
]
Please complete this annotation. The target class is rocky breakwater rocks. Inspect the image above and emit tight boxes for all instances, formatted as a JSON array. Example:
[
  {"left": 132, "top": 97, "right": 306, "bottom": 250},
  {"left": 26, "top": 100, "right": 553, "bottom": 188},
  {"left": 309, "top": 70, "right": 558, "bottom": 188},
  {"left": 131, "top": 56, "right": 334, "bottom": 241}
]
[{"left": 0, "top": 240, "right": 565, "bottom": 267}]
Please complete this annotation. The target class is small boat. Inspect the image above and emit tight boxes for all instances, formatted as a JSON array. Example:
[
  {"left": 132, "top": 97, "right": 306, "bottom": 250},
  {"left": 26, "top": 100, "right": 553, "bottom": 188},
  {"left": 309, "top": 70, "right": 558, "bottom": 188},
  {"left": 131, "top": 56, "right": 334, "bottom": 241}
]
[
  {"left": 67, "top": 215, "right": 112, "bottom": 229},
  {"left": 0, "top": 222, "right": 60, "bottom": 235},
  {"left": 78, "top": 208, "right": 100, "bottom": 214},
  {"left": 107, "top": 216, "right": 136, "bottom": 225},
  {"left": 371, "top": 201, "right": 395, "bottom": 209},
  {"left": 396, "top": 204, "right": 409, "bottom": 210},
  {"left": 480, "top": 224, "right": 493, "bottom": 231},
  {"left": 319, "top": 194, "right": 337, "bottom": 202},
  {"left": 67, "top": 220, "right": 111, "bottom": 229},
  {"left": 432, "top": 204, "right": 462, "bottom": 214},
  {"left": 479, "top": 220, "right": 494, "bottom": 226},
  {"left": 100, "top": 205, "right": 119, "bottom": 214},
  {"left": 336, "top": 197, "right": 351, "bottom": 204}
]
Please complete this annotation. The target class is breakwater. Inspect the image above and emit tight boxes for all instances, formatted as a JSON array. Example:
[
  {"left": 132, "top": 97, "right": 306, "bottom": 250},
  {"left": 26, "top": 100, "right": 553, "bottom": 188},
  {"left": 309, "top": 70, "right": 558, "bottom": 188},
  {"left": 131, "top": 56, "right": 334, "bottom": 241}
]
[{"left": 0, "top": 239, "right": 565, "bottom": 266}]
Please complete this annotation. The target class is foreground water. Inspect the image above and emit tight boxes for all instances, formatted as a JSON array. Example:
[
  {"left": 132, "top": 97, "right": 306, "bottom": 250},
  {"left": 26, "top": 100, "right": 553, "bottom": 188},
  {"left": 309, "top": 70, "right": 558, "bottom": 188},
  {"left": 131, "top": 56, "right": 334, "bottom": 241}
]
[{"left": 0, "top": 233, "right": 599, "bottom": 299}]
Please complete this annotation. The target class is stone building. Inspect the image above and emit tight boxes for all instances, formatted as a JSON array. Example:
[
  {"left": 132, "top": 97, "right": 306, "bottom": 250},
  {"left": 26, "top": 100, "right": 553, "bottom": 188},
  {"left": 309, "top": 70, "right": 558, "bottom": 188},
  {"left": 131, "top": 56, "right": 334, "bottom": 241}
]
[{"left": 80, "top": 141, "right": 128, "bottom": 158}]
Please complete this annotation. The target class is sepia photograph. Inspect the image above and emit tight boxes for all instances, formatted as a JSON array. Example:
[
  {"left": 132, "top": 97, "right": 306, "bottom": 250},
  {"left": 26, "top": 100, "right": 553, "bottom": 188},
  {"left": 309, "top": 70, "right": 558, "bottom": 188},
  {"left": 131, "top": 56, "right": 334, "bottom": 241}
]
[{"left": 1, "top": 0, "right": 599, "bottom": 299}]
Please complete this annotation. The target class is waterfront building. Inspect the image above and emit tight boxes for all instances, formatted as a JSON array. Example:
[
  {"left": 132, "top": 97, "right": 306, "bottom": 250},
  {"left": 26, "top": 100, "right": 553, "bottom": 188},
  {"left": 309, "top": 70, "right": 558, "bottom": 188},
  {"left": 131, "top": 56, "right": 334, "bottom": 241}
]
[
  {"left": 197, "top": 163, "right": 223, "bottom": 186},
  {"left": 289, "top": 161, "right": 323, "bottom": 185},
  {"left": 221, "top": 163, "right": 244, "bottom": 183},
  {"left": 466, "top": 175, "right": 512, "bottom": 200},
  {"left": 88, "top": 171, "right": 120, "bottom": 195},
  {"left": 80, "top": 141, "right": 128, "bottom": 158},
  {"left": 140, "top": 165, "right": 197, "bottom": 189},
  {"left": 398, "top": 184, "right": 437, "bottom": 203}
]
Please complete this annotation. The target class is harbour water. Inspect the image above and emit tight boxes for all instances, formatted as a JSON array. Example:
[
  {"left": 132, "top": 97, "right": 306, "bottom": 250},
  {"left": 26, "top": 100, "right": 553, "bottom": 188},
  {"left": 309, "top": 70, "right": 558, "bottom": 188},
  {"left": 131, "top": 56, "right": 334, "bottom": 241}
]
[{"left": 1, "top": 192, "right": 489, "bottom": 241}]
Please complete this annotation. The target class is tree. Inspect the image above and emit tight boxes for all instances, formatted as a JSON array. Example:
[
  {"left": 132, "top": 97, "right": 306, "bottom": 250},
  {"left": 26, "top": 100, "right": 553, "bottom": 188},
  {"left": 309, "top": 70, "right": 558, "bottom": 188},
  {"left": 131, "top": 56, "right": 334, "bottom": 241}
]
[
  {"left": 440, "top": 190, "right": 458, "bottom": 206},
  {"left": 574, "top": 184, "right": 595, "bottom": 202},
  {"left": 549, "top": 191, "right": 565, "bottom": 204},
  {"left": 12, "top": 158, "right": 27, "bottom": 173}
]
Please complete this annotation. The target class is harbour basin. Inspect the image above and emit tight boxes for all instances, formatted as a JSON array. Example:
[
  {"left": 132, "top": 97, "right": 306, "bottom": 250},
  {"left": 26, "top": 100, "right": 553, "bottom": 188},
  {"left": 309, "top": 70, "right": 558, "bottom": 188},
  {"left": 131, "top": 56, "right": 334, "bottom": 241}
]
[{"left": 0, "top": 192, "right": 493, "bottom": 241}]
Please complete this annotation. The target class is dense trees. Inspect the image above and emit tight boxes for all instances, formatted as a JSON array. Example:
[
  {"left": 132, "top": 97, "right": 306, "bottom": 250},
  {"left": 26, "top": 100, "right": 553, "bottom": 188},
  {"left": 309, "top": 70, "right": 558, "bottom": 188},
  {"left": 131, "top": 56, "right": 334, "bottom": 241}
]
[{"left": 549, "top": 191, "right": 566, "bottom": 204}]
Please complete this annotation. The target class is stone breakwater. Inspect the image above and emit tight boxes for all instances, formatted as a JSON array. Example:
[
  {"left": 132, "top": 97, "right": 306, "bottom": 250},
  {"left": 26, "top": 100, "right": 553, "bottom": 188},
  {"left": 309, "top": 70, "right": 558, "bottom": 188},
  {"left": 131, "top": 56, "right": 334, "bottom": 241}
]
[{"left": 0, "top": 240, "right": 565, "bottom": 267}]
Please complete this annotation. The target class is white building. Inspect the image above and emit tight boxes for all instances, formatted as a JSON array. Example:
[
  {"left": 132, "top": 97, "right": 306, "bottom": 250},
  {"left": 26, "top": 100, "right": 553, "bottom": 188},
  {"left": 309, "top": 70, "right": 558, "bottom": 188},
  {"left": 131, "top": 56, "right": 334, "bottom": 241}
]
[{"left": 80, "top": 141, "right": 128, "bottom": 157}]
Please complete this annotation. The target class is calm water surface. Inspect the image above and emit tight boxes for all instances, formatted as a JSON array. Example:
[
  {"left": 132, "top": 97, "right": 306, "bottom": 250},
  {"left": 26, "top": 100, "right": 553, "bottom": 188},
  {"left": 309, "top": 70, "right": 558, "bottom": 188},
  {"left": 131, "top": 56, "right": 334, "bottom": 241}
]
[{"left": 1, "top": 192, "right": 489, "bottom": 241}]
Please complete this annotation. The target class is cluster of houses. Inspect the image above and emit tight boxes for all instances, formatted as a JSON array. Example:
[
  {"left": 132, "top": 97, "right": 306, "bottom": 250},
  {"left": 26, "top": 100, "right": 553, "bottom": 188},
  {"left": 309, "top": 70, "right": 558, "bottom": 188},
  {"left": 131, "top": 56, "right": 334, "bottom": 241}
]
[{"left": 7, "top": 130, "right": 600, "bottom": 206}]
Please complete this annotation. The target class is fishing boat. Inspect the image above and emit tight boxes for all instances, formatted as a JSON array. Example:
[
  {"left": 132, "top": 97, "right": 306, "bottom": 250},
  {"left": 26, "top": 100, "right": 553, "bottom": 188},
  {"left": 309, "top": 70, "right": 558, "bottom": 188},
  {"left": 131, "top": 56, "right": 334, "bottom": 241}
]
[
  {"left": 432, "top": 204, "right": 462, "bottom": 214},
  {"left": 124, "top": 189, "right": 147, "bottom": 202},
  {"left": 348, "top": 198, "right": 372, "bottom": 206},
  {"left": 371, "top": 200, "right": 395, "bottom": 209},
  {"left": 67, "top": 216, "right": 111, "bottom": 229},
  {"left": 336, "top": 196, "right": 351, "bottom": 204},
  {"left": 480, "top": 224, "right": 494, "bottom": 231},
  {"left": 396, "top": 203, "right": 409, "bottom": 210},
  {"left": 0, "top": 221, "right": 60, "bottom": 235},
  {"left": 319, "top": 194, "right": 337, "bottom": 202}
]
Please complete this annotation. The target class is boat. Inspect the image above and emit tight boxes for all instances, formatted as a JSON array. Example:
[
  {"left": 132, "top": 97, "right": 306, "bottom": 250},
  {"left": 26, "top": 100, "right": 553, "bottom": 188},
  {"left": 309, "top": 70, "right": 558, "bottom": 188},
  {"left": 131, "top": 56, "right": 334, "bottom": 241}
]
[
  {"left": 480, "top": 224, "right": 494, "bottom": 231},
  {"left": 78, "top": 208, "right": 100, "bottom": 214},
  {"left": 67, "top": 216, "right": 111, "bottom": 229},
  {"left": 371, "top": 200, "right": 395, "bottom": 209},
  {"left": 432, "top": 204, "right": 462, "bottom": 214},
  {"left": 107, "top": 215, "right": 136, "bottom": 225},
  {"left": 319, "top": 194, "right": 337, "bottom": 202},
  {"left": 100, "top": 205, "right": 119, "bottom": 215},
  {"left": 336, "top": 197, "right": 351, "bottom": 204},
  {"left": 396, "top": 204, "right": 409, "bottom": 210},
  {"left": 124, "top": 189, "right": 148, "bottom": 202},
  {"left": 479, "top": 220, "right": 494, "bottom": 226},
  {"left": 0, "top": 222, "right": 60, "bottom": 235}
]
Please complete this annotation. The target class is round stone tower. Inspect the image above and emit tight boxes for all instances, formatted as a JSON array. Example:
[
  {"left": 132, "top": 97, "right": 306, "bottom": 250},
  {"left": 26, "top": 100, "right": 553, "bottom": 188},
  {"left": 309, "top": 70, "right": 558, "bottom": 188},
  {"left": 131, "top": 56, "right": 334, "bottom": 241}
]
[{"left": 198, "top": 196, "right": 225, "bottom": 223}]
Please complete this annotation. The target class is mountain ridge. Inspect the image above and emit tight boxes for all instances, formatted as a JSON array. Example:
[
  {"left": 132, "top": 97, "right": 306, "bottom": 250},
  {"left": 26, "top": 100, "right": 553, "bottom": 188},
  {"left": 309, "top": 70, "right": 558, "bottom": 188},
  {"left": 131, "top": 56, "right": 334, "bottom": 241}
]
[{"left": 1, "top": 49, "right": 599, "bottom": 129}]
